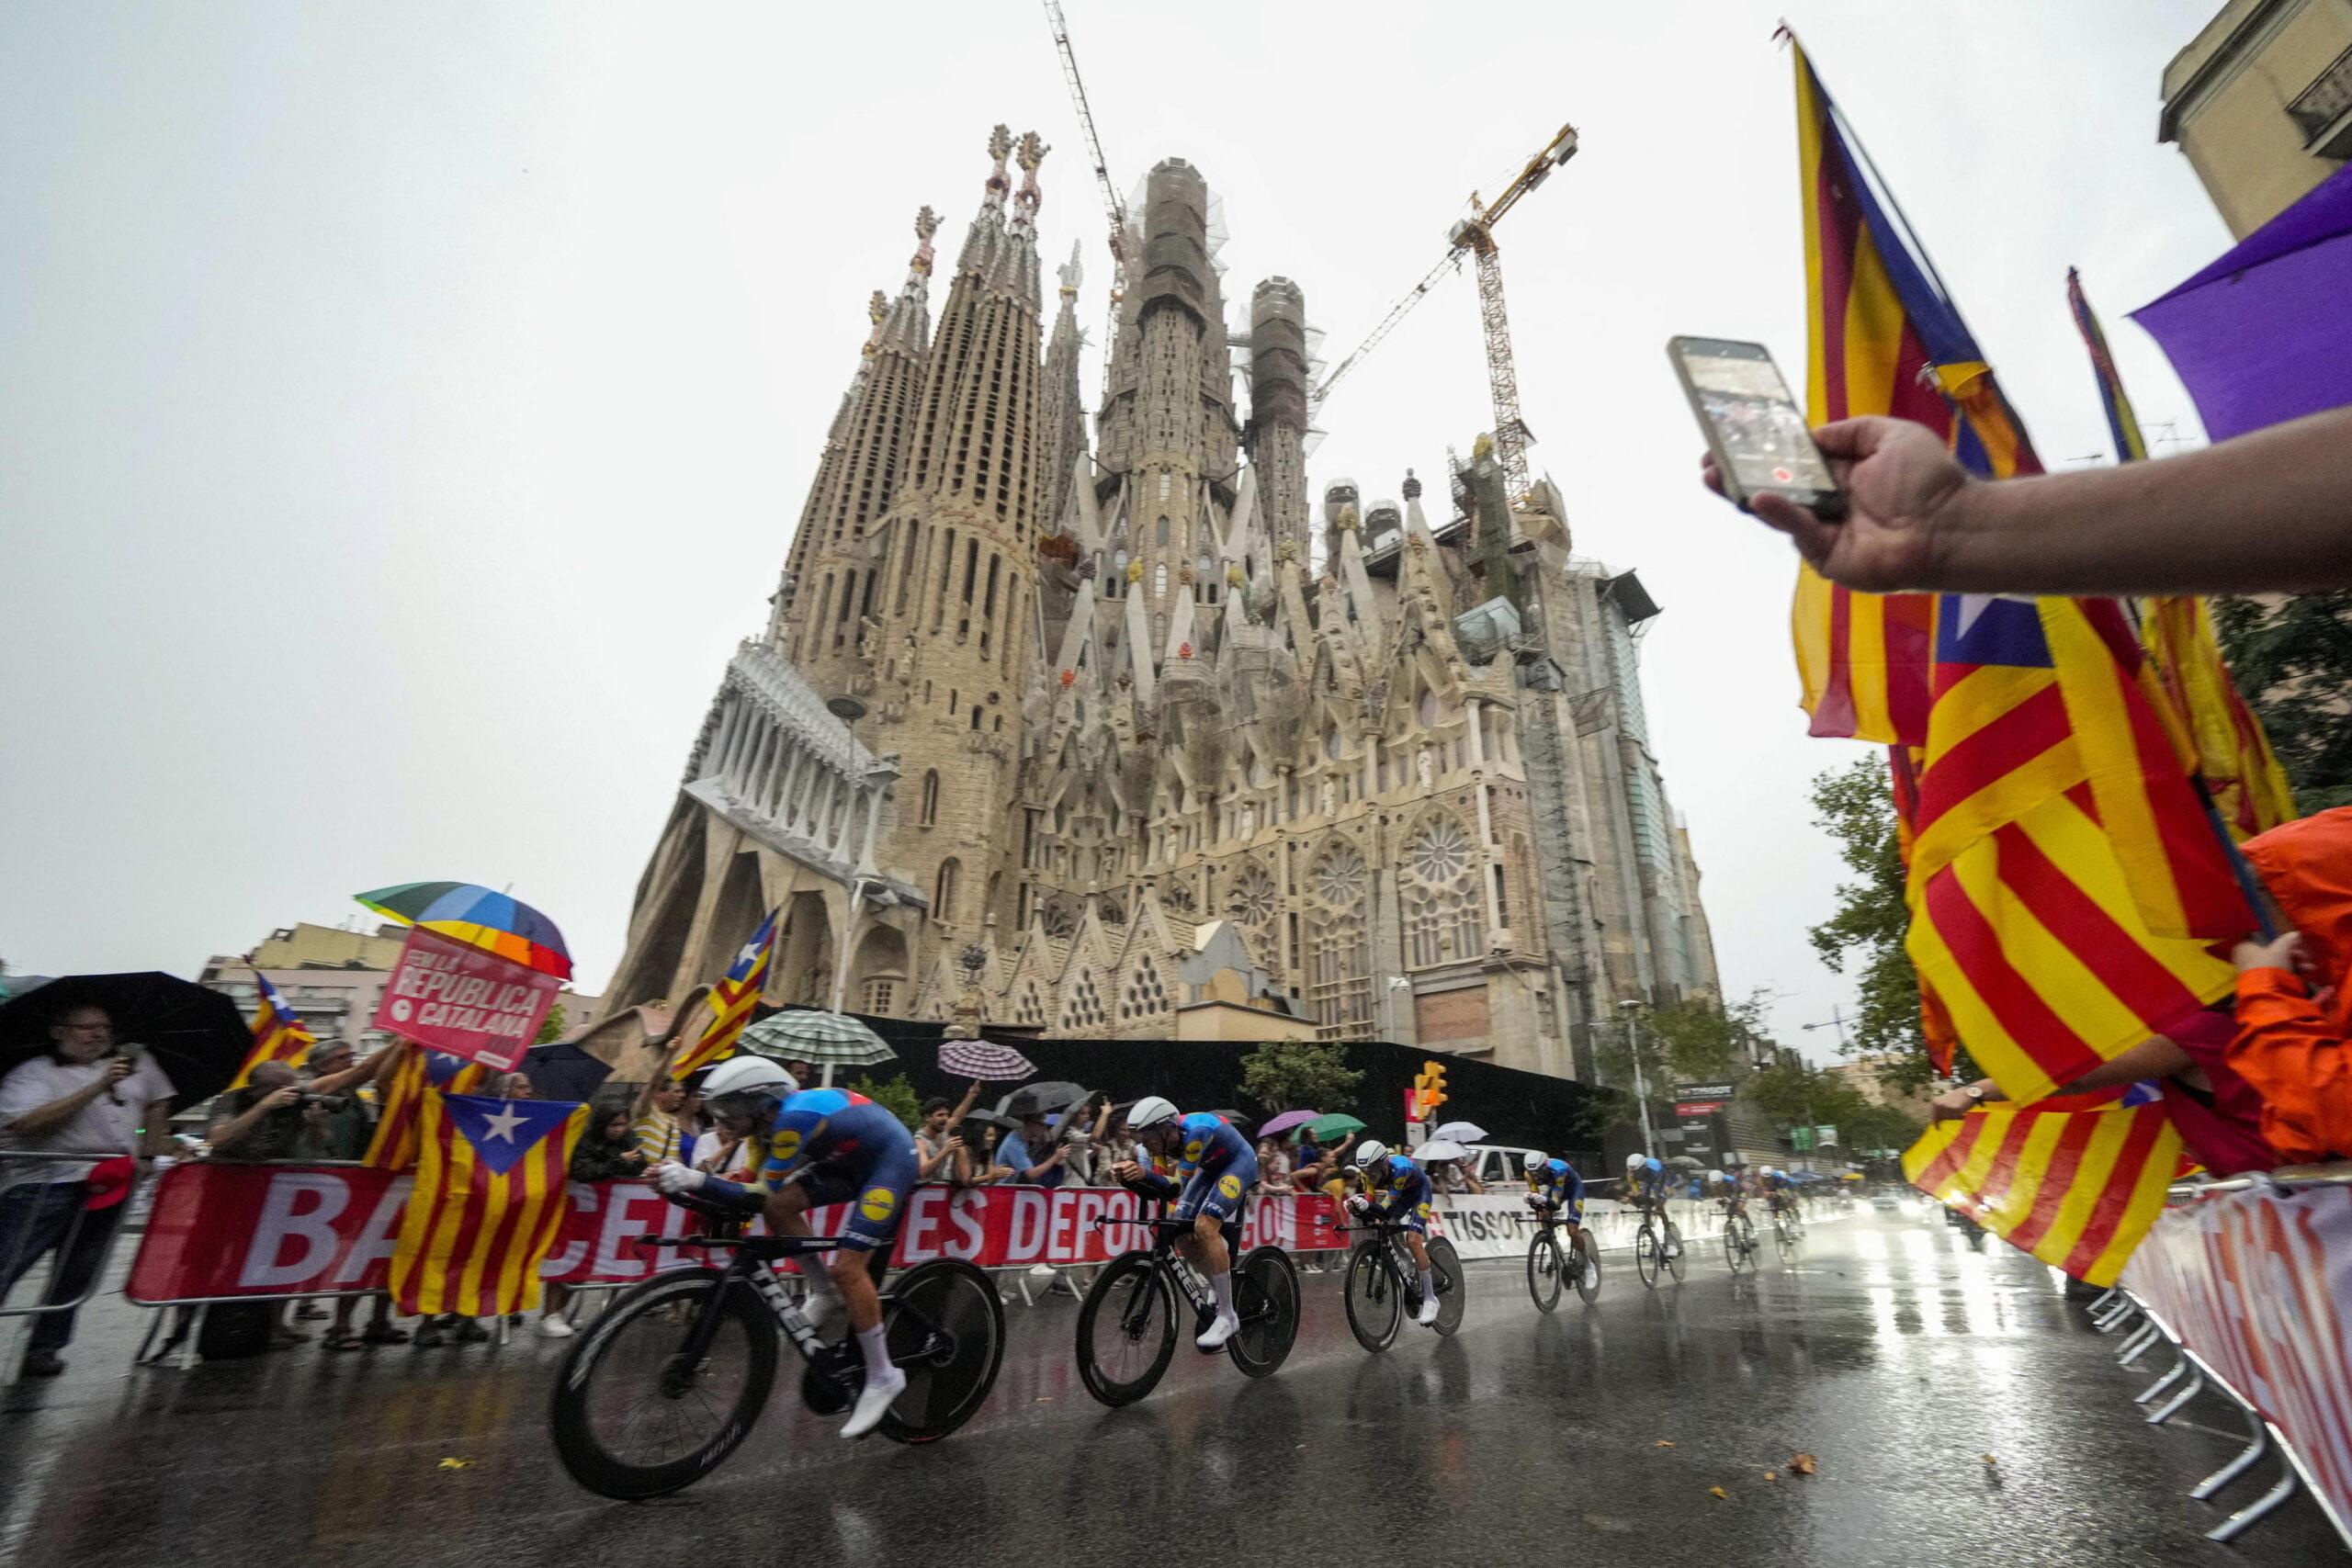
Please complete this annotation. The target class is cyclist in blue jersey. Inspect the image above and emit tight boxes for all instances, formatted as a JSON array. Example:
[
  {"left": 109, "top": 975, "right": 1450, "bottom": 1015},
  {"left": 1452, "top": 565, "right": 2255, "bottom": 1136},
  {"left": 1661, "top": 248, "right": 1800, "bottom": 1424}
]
[
  {"left": 1521, "top": 1150, "right": 1597, "bottom": 1290},
  {"left": 1111, "top": 1097, "right": 1258, "bottom": 1349},
  {"left": 1762, "top": 1166, "right": 1799, "bottom": 1221},
  {"left": 650, "top": 1056, "right": 921, "bottom": 1439},
  {"left": 1623, "top": 1152, "right": 1682, "bottom": 1258},
  {"left": 1347, "top": 1139, "right": 1441, "bottom": 1325}
]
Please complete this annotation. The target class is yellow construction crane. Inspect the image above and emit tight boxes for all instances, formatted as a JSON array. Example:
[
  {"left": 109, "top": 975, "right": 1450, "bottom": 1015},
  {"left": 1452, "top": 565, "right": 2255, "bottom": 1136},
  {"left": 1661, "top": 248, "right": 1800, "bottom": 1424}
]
[{"left": 1314, "top": 123, "right": 1579, "bottom": 504}]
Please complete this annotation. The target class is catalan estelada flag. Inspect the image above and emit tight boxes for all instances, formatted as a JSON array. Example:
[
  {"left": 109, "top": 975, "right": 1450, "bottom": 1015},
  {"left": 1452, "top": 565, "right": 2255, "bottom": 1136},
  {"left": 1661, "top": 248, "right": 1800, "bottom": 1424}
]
[
  {"left": 365, "top": 1046, "right": 491, "bottom": 1169},
  {"left": 228, "top": 971, "right": 317, "bottom": 1090},
  {"left": 1904, "top": 1089, "right": 2190, "bottom": 1285},
  {"left": 2065, "top": 266, "right": 2296, "bottom": 841},
  {"left": 390, "top": 1092, "right": 589, "bottom": 1317},
  {"left": 671, "top": 907, "right": 779, "bottom": 1080},
  {"left": 1789, "top": 39, "right": 2043, "bottom": 744},
  {"left": 1905, "top": 596, "right": 2242, "bottom": 1102}
]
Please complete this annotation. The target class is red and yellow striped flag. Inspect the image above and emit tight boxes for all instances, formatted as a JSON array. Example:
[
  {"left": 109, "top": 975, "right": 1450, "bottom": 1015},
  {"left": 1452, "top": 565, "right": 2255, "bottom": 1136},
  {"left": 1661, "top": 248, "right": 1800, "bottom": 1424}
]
[
  {"left": 390, "top": 1091, "right": 589, "bottom": 1317},
  {"left": 365, "top": 1046, "right": 491, "bottom": 1169},
  {"left": 671, "top": 906, "right": 778, "bottom": 1080},
  {"left": 1789, "top": 40, "right": 2042, "bottom": 744},
  {"left": 228, "top": 971, "right": 317, "bottom": 1090},
  {"left": 1904, "top": 1090, "right": 2190, "bottom": 1286}
]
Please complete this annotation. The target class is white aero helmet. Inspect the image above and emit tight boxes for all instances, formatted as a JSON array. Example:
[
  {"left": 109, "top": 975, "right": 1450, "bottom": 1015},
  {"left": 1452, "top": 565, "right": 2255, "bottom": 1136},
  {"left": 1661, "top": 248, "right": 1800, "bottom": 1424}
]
[
  {"left": 1706, "top": 1168, "right": 1724, "bottom": 1183},
  {"left": 1126, "top": 1095, "right": 1180, "bottom": 1131},
  {"left": 701, "top": 1056, "right": 797, "bottom": 1103},
  {"left": 1625, "top": 1152, "right": 1645, "bottom": 1170},
  {"left": 1524, "top": 1151, "right": 1549, "bottom": 1175},
  {"left": 1355, "top": 1138, "right": 1390, "bottom": 1169}
]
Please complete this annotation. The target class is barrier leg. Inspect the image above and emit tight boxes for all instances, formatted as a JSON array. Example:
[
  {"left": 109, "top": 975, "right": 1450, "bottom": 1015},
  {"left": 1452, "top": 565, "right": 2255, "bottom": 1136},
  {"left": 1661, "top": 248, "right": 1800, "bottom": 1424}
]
[
  {"left": 2144, "top": 1364, "right": 2204, "bottom": 1426},
  {"left": 2135, "top": 1349, "right": 2189, "bottom": 1404},
  {"left": 175, "top": 1304, "right": 208, "bottom": 1371},
  {"left": 2191, "top": 1404, "right": 2271, "bottom": 1502},
  {"left": 2085, "top": 1287, "right": 2120, "bottom": 1316},
  {"left": 2118, "top": 1323, "right": 2162, "bottom": 1366},
  {"left": 2094, "top": 1297, "right": 2137, "bottom": 1333},
  {"left": 2207, "top": 1458, "right": 2299, "bottom": 1544}
]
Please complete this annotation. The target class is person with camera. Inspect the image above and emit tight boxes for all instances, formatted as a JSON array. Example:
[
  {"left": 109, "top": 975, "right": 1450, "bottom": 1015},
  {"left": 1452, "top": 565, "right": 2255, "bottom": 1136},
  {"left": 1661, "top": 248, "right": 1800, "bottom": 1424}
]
[{"left": 206, "top": 1049, "right": 379, "bottom": 1164}]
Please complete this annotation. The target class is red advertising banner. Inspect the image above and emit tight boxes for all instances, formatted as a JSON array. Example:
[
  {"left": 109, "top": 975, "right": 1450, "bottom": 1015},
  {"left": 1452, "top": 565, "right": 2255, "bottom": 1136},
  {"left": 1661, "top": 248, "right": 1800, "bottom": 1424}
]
[
  {"left": 2121, "top": 1185, "right": 2352, "bottom": 1535},
  {"left": 371, "top": 926, "right": 560, "bottom": 1071},
  {"left": 125, "top": 1163, "right": 1345, "bottom": 1304}
]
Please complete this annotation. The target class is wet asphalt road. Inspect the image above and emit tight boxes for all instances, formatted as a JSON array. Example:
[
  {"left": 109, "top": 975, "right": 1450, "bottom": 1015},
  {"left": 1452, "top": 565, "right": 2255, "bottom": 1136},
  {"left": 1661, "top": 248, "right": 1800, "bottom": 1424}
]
[{"left": 3, "top": 1201, "right": 2344, "bottom": 1568}]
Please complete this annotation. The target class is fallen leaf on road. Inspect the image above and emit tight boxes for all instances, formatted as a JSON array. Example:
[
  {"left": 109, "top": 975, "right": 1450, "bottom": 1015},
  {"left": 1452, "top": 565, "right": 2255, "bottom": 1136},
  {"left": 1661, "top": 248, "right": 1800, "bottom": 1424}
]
[
  {"left": 1655, "top": 1439, "right": 1677, "bottom": 1449},
  {"left": 1763, "top": 1471, "right": 1779, "bottom": 1482},
  {"left": 1708, "top": 1486, "right": 1727, "bottom": 1499},
  {"left": 1790, "top": 1452, "right": 1818, "bottom": 1475},
  {"left": 436, "top": 1458, "right": 470, "bottom": 1472},
  {"left": 1983, "top": 1454, "right": 1997, "bottom": 1465}
]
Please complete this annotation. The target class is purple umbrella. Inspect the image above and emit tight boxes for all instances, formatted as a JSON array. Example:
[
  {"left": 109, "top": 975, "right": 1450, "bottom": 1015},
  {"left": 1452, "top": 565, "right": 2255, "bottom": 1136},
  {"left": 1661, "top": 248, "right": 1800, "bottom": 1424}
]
[
  {"left": 2132, "top": 162, "right": 2352, "bottom": 443},
  {"left": 1259, "top": 1109, "right": 1319, "bottom": 1140},
  {"left": 937, "top": 1038, "right": 1035, "bottom": 1082}
]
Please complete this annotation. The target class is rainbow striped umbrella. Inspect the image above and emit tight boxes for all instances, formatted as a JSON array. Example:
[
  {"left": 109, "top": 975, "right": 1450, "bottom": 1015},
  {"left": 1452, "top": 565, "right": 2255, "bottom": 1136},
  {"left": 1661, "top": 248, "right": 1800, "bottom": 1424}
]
[{"left": 355, "top": 882, "right": 573, "bottom": 980}]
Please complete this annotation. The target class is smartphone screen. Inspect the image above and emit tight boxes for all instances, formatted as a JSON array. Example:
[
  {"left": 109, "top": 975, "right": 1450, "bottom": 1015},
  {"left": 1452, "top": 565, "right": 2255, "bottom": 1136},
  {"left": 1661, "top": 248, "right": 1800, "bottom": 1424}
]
[{"left": 1668, "top": 336, "right": 1845, "bottom": 517}]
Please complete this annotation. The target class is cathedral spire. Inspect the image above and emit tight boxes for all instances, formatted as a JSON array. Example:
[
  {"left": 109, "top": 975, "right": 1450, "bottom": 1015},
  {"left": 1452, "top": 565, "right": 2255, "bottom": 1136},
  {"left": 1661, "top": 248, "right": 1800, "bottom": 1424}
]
[
  {"left": 982, "top": 123, "right": 1014, "bottom": 217},
  {"left": 878, "top": 206, "right": 939, "bottom": 355}
]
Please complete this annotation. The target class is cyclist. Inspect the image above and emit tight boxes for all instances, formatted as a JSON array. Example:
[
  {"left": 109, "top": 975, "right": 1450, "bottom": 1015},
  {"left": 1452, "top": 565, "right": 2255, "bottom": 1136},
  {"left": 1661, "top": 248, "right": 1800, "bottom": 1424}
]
[
  {"left": 1111, "top": 1097, "right": 1257, "bottom": 1350},
  {"left": 1346, "top": 1138, "right": 1442, "bottom": 1325},
  {"left": 1763, "top": 1166, "right": 1801, "bottom": 1226},
  {"left": 1523, "top": 1151, "right": 1596, "bottom": 1290},
  {"left": 649, "top": 1057, "right": 920, "bottom": 1440},
  {"left": 1623, "top": 1152, "right": 1681, "bottom": 1258}
]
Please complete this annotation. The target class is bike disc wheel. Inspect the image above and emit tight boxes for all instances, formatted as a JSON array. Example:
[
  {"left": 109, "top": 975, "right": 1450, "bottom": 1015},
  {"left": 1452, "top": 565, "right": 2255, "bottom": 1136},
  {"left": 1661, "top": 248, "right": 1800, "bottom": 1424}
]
[
  {"left": 1228, "top": 1246, "right": 1299, "bottom": 1378},
  {"left": 1571, "top": 1230, "right": 1602, "bottom": 1303},
  {"left": 1075, "top": 1251, "right": 1177, "bottom": 1406},
  {"left": 1428, "top": 1237, "right": 1467, "bottom": 1336},
  {"left": 1526, "top": 1234, "right": 1563, "bottom": 1314},
  {"left": 1343, "top": 1243, "right": 1401, "bottom": 1353},
  {"left": 878, "top": 1258, "right": 1005, "bottom": 1444},
  {"left": 1664, "top": 1223, "right": 1686, "bottom": 1282},
  {"left": 1635, "top": 1226, "right": 1661, "bottom": 1290},
  {"left": 548, "top": 1267, "right": 776, "bottom": 1501}
]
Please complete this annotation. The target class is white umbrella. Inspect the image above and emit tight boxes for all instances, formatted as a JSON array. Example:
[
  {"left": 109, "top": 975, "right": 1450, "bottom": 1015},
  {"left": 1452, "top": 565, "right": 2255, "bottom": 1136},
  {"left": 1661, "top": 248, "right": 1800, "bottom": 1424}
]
[
  {"left": 739, "top": 1010, "right": 895, "bottom": 1088},
  {"left": 1430, "top": 1120, "right": 1487, "bottom": 1144},
  {"left": 1413, "top": 1139, "right": 1469, "bottom": 1163}
]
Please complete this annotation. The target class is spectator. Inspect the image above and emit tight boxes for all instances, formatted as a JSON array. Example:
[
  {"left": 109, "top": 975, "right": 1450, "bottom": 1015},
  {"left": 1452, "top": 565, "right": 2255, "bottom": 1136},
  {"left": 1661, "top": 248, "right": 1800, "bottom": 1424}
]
[
  {"left": 1703, "top": 405, "right": 2352, "bottom": 596},
  {"left": 998, "top": 1110, "right": 1069, "bottom": 1188},
  {"left": 313, "top": 1045, "right": 409, "bottom": 1351},
  {"left": 915, "top": 1084, "right": 981, "bottom": 1181},
  {"left": 492, "top": 1071, "right": 534, "bottom": 1099},
  {"left": 951, "top": 1120, "right": 1011, "bottom": 1188},
  {"left": 539, "top": 1102, "right": 644, "bottom": 1339},
  {"left": 631, "top": 1073, "right": 688, "bottom": 1165},
  {"left": 0, "top": 1002, "right": 176, "bottom": 1378},
  {"left": 1256, "top": 1136, "right": 1295, "bottom": 1196},
  {"left": 205, "top": 1063, "right": 311, "bottom": 1163},
  {"left": 2225, "top": 807, "right": 2352, "bottom": 1162}
]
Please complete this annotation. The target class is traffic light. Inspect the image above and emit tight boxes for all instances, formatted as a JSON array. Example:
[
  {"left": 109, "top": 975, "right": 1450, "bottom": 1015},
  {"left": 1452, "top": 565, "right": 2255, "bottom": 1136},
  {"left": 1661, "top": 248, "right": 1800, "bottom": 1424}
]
[{"left": 1412, "top": 1059, "right": 1449, "bottom": 1121}]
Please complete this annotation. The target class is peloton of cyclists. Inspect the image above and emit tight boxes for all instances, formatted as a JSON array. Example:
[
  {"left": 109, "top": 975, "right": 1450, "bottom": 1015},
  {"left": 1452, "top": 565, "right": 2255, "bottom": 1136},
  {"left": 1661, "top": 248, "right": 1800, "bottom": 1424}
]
[
  {"left": 1523, "top": 1150, "right": 1597, "bottom": 1290},
  {"left": 648, "top": 1056, "right": 922, "bottom": 1440},
  {"left": 1110, "top": 1097, "right": 1258, "bottom": 1350},
  {"left": 1345, "top": 1138, "right": 1442, "bottom": 1326},
  {"left": 1623, "top": 1151, "right": 1682, "bottom": 1258}
]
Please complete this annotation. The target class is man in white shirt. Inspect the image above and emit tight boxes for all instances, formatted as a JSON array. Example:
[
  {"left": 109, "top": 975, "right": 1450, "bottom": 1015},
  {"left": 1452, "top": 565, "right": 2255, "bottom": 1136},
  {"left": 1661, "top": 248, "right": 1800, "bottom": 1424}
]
[{"left": 0, "top": 1003, "right": 176, "bottom": 1377}]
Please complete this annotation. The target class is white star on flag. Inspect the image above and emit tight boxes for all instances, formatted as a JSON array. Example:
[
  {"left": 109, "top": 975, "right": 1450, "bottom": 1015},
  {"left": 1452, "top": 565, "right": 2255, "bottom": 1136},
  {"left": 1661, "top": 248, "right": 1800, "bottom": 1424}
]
[
  {"left": 735, "top": 940, "right": 762, "bottom": 968},
  {"left": 480, "top": 1102, "right": 526, "bottom": 1144}
]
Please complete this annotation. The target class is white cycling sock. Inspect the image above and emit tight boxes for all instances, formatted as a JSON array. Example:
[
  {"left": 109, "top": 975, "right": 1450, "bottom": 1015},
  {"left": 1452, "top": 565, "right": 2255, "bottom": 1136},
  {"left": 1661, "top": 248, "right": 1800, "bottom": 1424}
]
[
  {"left": 1209, "top": 1269, "right": 1236, "bottom": 1321},
  {"left": 1419, "top": 1268, "right": 1434, "bottom": 1298},
  {"left": 855, "top": 1322, "right": 894, "bottom": 1382}
]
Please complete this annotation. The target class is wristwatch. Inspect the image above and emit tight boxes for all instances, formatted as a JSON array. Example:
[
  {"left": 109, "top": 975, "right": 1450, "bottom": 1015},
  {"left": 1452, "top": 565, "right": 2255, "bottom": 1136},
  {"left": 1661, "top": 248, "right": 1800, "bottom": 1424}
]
[{"left": 1964, "top": 1085, "right": 1986, "bottom": 1102}]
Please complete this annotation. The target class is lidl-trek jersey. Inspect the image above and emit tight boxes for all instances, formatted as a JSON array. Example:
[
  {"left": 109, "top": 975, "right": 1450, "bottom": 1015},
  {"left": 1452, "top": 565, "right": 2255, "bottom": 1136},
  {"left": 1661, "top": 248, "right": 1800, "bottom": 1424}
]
[{"left": 715, "top": 1088, "right": 919, "bottom": 1252}]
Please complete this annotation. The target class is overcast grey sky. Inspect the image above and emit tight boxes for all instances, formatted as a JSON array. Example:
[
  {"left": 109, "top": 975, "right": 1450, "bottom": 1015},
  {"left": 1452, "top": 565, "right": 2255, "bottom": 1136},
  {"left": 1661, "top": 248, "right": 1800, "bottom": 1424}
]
[{"left": 0, "top": 2, "right": 2233, "bottom": 1060}]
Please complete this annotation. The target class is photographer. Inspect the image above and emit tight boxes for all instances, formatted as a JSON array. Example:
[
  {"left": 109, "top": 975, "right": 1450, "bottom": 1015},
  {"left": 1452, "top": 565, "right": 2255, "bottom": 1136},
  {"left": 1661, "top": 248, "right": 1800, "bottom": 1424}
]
[{"left": 206, "top": 1049, "right": 380, "bottom": 1163}]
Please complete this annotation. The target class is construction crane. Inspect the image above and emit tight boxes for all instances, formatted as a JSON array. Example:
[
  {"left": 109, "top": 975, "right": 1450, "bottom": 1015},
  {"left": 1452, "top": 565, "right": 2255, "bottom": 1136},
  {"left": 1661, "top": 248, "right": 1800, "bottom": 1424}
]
[
  {"left": 1314, "top": 123, "right": 1578, "bottom": 504},
  {"left": 1042, "top": 1, "right": 1128, "bottom": 321}
]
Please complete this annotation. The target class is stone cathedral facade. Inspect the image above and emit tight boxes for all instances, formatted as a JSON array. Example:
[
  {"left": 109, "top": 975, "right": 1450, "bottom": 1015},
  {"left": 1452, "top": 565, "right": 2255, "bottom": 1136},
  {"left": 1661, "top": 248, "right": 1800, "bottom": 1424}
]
[{"left": 600, "top": 127, "right": 1720, "bottom": 1080}]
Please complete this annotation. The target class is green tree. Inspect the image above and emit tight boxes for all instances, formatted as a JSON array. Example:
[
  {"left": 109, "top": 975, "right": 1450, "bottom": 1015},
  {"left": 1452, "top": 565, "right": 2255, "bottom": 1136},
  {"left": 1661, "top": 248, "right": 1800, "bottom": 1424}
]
[
  {"left": 1807, "top": 756, "right": 1976, "bottom": 1093},
  {"left": 1746, "top": 1058, "right": 1871, "bottom": 1145},
  {"left": 847, "top": 1072, "right": 922, "bottom": 1130},
  {"left": 1592, "top": 990, "right": 1763, "bottom": 1089},
  {"left": 535, "top": 1002, "right": 568, "bottom": 1045},
  {"left": 1238, "top": 1041, "right": 1363, "bottom": 1114},
  {"left": 1843, "top": 1101, "right": 1925, "bottom": 1158},
  {"left": 2213, "top": 592, "right": 2352, "bottom": 809}
]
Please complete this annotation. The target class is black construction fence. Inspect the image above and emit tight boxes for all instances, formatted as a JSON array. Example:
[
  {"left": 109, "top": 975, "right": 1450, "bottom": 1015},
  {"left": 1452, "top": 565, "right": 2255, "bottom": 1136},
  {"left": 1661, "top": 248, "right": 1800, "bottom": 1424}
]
[{"left": 818, "top": 1010, "right": 1617, "bottom": 1157}]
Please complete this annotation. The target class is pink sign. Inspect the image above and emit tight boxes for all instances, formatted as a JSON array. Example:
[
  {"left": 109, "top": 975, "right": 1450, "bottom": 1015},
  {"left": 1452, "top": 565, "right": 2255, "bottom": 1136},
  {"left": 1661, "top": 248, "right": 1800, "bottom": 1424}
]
[{"left": 370, "top": 926, "right": 559, "bottom": 1071}]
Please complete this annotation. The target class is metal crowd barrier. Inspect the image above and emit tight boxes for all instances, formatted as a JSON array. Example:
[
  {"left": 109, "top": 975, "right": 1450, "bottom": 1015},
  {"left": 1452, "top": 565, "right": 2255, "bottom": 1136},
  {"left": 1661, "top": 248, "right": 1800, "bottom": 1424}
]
[
  {"left": 0, "top": 1150, "right": 155, "bottom": 1386},
  {"left": 2082, "top": 1162, "right": 2352, "bottom": 1551}
]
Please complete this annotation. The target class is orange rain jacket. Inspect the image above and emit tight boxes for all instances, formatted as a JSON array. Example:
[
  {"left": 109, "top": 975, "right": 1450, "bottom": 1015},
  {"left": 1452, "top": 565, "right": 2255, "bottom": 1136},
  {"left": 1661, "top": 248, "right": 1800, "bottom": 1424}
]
[{"left": 2229, "top": 807, "right": 2352, "bottom": 1163}]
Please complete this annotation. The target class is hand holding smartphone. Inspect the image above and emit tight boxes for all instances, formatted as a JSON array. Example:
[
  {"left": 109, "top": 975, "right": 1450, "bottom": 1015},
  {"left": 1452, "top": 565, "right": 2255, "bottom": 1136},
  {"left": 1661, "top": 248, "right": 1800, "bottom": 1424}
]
[{"left": 1668, "top": 335, "right": 1847, "bottom": 521}]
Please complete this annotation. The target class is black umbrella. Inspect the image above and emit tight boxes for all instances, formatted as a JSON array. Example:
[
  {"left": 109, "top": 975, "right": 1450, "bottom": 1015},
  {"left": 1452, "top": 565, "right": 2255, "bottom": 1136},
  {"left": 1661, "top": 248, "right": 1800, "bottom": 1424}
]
[
  {"left": 998, "top": 1081, "right": 1089, "bottom": 1118},
  {"left": 956, "top": 1108, "right": 1017, "bottom": 1131},
  {"left": 0, "top": 972, "right": 251, "bottom": 1106},
  {"left": 521, "top": 1041, "right": 615, "bottom": 1103}
]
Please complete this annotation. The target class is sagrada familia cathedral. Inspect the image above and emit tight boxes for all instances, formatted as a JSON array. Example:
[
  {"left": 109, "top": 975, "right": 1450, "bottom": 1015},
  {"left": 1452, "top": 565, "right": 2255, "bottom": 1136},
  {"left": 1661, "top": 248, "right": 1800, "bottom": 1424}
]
[{"left": 599, "top": 126, "right": 1718, "bottom": 1080}]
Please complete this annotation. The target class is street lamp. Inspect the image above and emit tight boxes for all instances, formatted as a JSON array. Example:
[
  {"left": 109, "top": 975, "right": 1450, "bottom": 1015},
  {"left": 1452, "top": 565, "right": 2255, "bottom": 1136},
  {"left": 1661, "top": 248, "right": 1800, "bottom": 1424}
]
[{"left": 1621, "top": 998, "right": 1657, "bottom": 1159}]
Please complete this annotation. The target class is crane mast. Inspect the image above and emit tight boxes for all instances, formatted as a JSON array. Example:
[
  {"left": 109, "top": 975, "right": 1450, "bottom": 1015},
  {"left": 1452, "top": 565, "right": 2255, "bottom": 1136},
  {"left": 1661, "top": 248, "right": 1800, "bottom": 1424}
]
[{"left": 1042, "top": 1, "right": 1129, "bottom": 322}]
